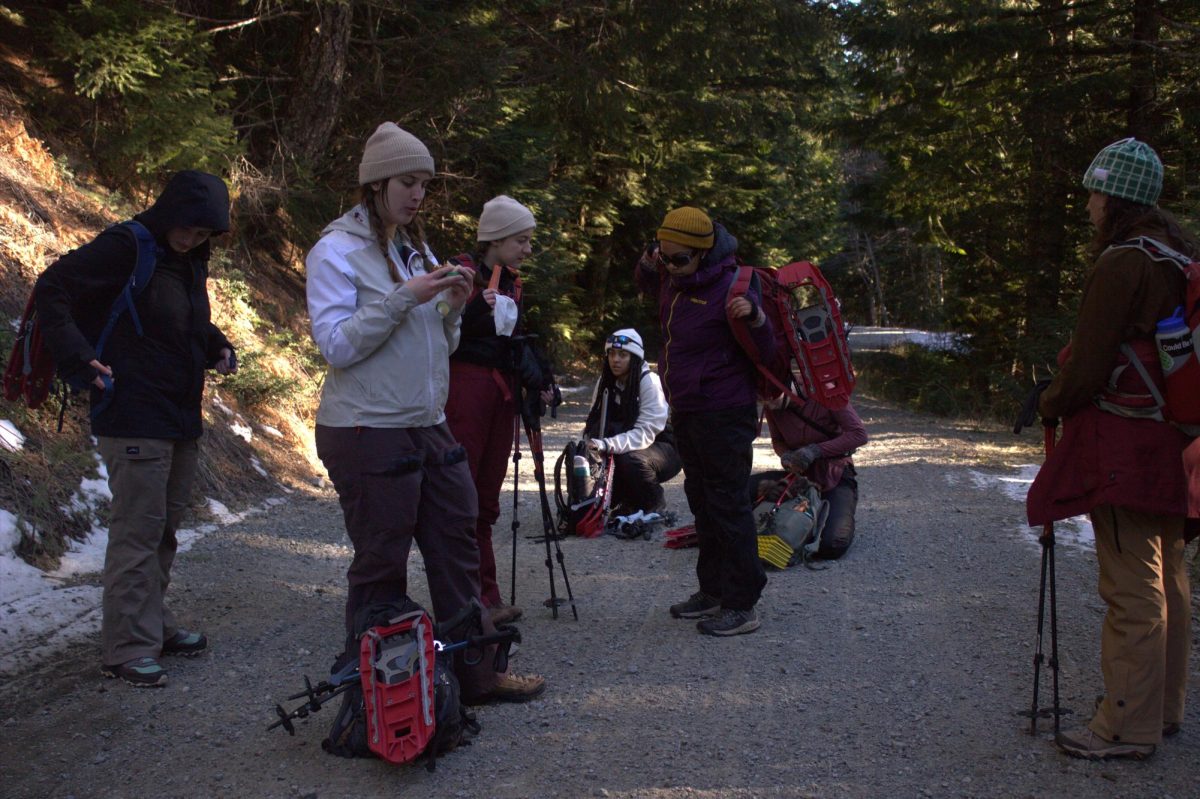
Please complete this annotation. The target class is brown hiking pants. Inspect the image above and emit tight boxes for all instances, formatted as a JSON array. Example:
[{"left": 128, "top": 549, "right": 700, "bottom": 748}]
[
  {"left": 97, "top": 437, "right": 199, "bottom": 666},
  {"left": 1088, "top": 504, "right": 1190, "bottom": 745}
]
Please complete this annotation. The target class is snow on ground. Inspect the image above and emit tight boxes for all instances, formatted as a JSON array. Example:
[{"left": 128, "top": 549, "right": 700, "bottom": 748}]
[
  {"left": 848, "top": 326, "right": 969, "bottom": 353},
  {"left": 0, "top": 459, "right": 287, "bottom": 675},
  {"left": 952, "top": 464, "right": 1094, "bottom": 551}
]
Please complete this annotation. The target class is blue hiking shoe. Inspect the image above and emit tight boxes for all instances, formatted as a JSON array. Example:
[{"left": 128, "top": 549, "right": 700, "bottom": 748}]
[{"left": 101, "top": 656, "right": 168, "bottom": 687}]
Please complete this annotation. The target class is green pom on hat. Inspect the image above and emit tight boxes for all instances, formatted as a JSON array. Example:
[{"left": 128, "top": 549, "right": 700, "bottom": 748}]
[{"left": 1081, "top": 137, "right": 1163, "bottom": 206}]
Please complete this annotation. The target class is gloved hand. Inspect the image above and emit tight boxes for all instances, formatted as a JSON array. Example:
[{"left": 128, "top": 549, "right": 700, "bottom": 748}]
[
  {"left": 781, "top": 444, "right": 822, "bottom": 473},
  {"left": 588, "top": 438, "right": 608, "bottom": 453},
  {"left": 759, "top": 478, "right": 788, "bottom": 502},
  {"left": 637, "top": 242, "right": 660, "bottom": 273}
]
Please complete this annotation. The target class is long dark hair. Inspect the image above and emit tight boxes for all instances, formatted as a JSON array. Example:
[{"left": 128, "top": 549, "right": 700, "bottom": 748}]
[
  {"left": 584, "top": 352, "right": 645, "bottom": 439},
  {"left": 360, "top": 179, "right": 429, "bottom": 282},
  {"left": 1089, "top": 195, "right": 1199, "bottom": 260}
]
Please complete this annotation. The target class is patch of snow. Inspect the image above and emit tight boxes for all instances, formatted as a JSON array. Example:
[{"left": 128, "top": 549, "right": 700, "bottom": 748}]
[
  {"left": 212, "top": 396, "right": 234, "bottom": 416},
  {"left": 230, "top": 419, "right": 253, "bottom": 442},
  {"left": 960, "top": 466, "right": 1094, "bottom": 550},
  {"left": 0, "top": 419, "right": 26, "bottom": 452},
  {"left": 249, "top": 455, "right": 269, "bottom": 477},
  {"left": 261, "top": 424, "right": 285, "bottom": 439},
  {"left": 849, "top": 326, "right": 970, "bottom": 353}
]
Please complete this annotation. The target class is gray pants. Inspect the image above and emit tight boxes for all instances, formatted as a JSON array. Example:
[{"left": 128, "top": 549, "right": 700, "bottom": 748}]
[{"left": 97, "top": 437, "right": 199, "bottom": 666}]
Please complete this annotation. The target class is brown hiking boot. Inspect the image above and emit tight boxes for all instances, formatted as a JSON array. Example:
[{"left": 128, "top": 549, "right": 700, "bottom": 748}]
[
  {"left": 1055, "top": 727, "right": 1155, "bottom": 760},
  {"left": 464, "top": 671, "right": 546, "bottom": 705},
  {"left": 487, "top": 604, "right": 523, "bottom": 625}
]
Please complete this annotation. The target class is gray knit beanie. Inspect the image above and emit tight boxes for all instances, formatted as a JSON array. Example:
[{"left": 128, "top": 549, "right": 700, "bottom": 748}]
[
  {"left": 358, "top": 122, "right": 435, "bottom": 185},
  {"left": 1081, "top": 137, "right": 1163, "bottom": 206},
  {"left": 477, "top": 195, "right": 536, "bottom": 242}
]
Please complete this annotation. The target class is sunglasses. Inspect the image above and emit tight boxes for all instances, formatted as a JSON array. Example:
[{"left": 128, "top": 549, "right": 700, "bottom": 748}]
[
  {"left": 607, "top": 334, "right": 637, "bottom": 349},
  {"left": 656, "top": 248, "right": 696, "bottom": 268}
]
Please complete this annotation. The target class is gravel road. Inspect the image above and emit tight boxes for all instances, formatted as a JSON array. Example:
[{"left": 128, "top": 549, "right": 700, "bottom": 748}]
[{"left": 1, "top": 395, "right": 1196, "bottom": 799}]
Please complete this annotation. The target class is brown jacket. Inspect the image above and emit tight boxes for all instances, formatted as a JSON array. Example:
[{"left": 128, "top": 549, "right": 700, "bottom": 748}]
[{"left": 1039, "top": 219, "right": 1187, "bottom": 419}]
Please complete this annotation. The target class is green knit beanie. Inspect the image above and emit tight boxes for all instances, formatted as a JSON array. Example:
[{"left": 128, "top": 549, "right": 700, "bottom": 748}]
[{"left": 1081, "top": 137, "right": 1163, "bottom": 206}]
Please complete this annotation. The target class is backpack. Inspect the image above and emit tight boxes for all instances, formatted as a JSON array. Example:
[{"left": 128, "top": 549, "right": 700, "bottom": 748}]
[
  {"left": 3, "top": 220, "right": 159, "bottom": 413},
  {"left": 1104, "top": 237, "right": 1200, "bottom": 430},
  {"left": 754, "top": 475, "right": 829, "bottom": 569},
  {"left": 553, "top": 439, "right": 612, "bottom": 537},
  {"left": 322, "top": 599, "right": 479, "bottom": 771},
  {"left": 726, "top": 260, "right": 856, "bottom": 410}
]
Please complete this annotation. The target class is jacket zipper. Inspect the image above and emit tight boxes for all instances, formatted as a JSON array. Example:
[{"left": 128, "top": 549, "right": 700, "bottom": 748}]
[{"left": 662, "top": 292, "right": 681, "bottom": 403}]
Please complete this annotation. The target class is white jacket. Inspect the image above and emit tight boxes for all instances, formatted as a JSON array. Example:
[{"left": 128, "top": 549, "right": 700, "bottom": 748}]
[
  {"left": 590, "top": 364, "right": 670, "bottom": 454},
  {"left": 307, "top": 204, "right": 461, "bottom": 428}
]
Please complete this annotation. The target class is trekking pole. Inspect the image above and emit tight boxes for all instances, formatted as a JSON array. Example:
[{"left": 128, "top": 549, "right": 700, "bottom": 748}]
[
  {"left": 523, "top": 418, "right": 578, "bottom": 620},
  {"left": 508, "top": 387, "right": 523, "bottom": 609},
  {"left": 1028, "top": 417, "right": 1063, "bottom": 735}
]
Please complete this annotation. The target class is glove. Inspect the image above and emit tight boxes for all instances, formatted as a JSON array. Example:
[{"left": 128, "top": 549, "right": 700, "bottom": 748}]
[
  {"left": 637, "top": 242, "right": 660, "bottom": 273},
  {"left": 781, "top": 444, "right": 822, "bottom": 473},
  {"left": 588, "top": 438, "right": 607, "bottom": 453},
  {"left": 759, "top": 478, "right": 788, "bottom": 502}
]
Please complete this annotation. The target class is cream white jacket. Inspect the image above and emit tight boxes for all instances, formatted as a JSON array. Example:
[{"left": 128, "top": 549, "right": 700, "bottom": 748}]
[
  {"left": 307, "top": 205, "right": 461, "bottom": 428},
  {"left": 589, "top": 365, "right": 670, "bottom": 454}
]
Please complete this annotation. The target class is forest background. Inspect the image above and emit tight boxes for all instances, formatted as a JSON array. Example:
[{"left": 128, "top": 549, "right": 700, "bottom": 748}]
[{"left": 0, "top": 1, "right": 1198, "bottom": 564}]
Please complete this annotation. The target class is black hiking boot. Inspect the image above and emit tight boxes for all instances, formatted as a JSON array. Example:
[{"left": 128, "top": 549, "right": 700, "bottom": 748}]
[
  {"left": 669, "top": 591, "right": 720, "bottom": 619},
  {"left": 696, "top": 607, "right": 760, "bottom": 637}
]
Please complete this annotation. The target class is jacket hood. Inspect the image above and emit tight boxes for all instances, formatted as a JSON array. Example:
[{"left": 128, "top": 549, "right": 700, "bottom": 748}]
[
  {"left": 137, "top": 170, "right": 230, "bottom": 239},
  {"left": 322, "top": 204, "right": 375, "bottom": 240},
  {"left": 671, "top": 222, "right": 738, "bottom": 290}
]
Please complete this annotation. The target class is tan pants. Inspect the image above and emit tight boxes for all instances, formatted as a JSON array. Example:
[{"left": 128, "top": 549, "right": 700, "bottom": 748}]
[
  {"left": 1088, "top": 504, "right": 1190, "bottom": 745},
  {"left": 97, "top": 437, "right": 199, "bottom": 666}
]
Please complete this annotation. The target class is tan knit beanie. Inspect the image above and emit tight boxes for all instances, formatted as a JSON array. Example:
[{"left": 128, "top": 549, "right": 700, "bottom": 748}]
[
  {"left": 477, "top": 195, "right": 537, "bottom": 242},
  {"left": 358, "top": 122, "right": 435, "bottom": 185},
  {"left": 657, "top": 206, "right": 714, "bottom": 249}
]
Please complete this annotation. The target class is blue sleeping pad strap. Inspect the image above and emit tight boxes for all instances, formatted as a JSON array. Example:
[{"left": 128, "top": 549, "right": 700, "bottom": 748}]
[{"left": 90, "top": 220, "right": 159, "bottom": 421}]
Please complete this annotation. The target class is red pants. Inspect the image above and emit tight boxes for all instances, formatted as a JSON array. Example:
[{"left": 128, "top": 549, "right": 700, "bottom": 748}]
[{"left": 445, "top": 361, "right": 517, "bottom": 607}]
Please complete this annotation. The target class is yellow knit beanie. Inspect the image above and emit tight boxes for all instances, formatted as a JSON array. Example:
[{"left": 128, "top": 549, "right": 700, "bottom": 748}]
[{"left": 657, "top": 207, "right": 714, "bottom": 249}]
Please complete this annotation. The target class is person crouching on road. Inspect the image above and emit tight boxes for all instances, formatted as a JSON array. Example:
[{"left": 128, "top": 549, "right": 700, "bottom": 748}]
[
  {"left": 582, "top": 328, "right": 681, "bottom": 516},
  {"left": 1028, "top": 137, "right": 1196, "bottom": 760},
  {"left": 748, "top": 393, "right": 868, "bottom": 560},
  {"left": 306, "top": 123, "right": 544, "bottom": 704},
  {"left": 36, "top": 170, "right": 237, "bottom": 687},
  {"left": 444, "top": 195, "right": 554, "bottom": 627},
  {"left": 634, "top": 206, "right": 773, "bottom": 636}
]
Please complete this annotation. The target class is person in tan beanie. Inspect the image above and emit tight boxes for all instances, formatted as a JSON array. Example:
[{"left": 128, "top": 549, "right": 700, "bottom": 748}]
[
  {"left": 307, "top": 125, "right": 545, "bottom": 706},
  {"left": 444, "top": 194, "right": 556, "bottom": 624}
]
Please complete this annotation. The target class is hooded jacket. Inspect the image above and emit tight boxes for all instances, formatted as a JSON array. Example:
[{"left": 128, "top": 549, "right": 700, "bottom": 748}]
[
  {"left": 307, "top": 204, "right": 462, "bottom": 428},
  {"left": 764, "top": 399, "right": 867, "bottom": 493},
  {"left": 584, "top": 363, "right": 670, "bottom": 454},
  {"left": 635, "top": 223, "right": 774, "bottom": 413},
  {"left": 35, "top": 170, "right": 233, "bottom": 440}
]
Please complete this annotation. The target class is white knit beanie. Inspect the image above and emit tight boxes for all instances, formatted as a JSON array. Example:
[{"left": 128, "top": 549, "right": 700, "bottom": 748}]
[
  {"left": 477, "top": 195, "right": 536, "bottom": 242},
  {"left": 358, "top": 122, "right": 435, "bottom": 185},
  {"left": 605, "top": 328, "right": 645, "bottom": 360}
]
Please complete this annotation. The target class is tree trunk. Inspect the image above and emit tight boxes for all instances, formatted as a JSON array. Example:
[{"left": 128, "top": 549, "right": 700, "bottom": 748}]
[
  {"left": 279, "top": 0, "right": 354, "bottom": 168},
  {"left": 1127, "top": 0, "right": 1161, "bottom": 139}
]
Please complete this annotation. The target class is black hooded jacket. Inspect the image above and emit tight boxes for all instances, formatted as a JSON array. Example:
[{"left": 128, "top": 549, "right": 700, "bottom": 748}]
[{"left": 34, "top": 170, "right": 234, "bottom": 439}]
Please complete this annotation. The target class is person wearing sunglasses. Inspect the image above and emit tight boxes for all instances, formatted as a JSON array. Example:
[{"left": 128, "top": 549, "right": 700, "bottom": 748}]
[
  {"left": 582, "top": 328, "right": 681, "bottom": 516},
  {"left": 634, "top": 206, "right": 774, "bottom": 636}
]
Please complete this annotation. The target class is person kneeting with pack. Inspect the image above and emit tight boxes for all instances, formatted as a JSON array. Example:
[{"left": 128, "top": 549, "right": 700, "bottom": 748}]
[
  {"left": 1028, "top": 138, "right": 1198, "bottom": 760},
  {"left": 635, "top": 207, "right": 773, "bottom": 636},
  {"left": 34, "top": 170, "right": 237, "bottom": 687}
]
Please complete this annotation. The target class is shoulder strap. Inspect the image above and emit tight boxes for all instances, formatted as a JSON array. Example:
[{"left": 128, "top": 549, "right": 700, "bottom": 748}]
[{"left": 1107, "top": 236, "right": 1193, "bottom": 270}]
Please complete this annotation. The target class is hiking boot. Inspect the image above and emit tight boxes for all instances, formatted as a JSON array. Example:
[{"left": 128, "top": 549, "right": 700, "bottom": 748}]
[
  {"left": 669, "top": 591, "right": 720, "bottom": 619},
  {"left": 1055, "top": 727, "right": 1155, "bottom": 760},
  {"left": 487, "top": 605, "right": 523, "bottom": 625},
  {"left": 696, "top": 607, "right": 761, "bottom": 637},
  {"left": 101, "top": 656, "right": 168, "bottom": 688},
  {"left": 464, "top": 672, "right": 546, "bottom": 705},
  {"left": 162, "top": 630, "right": 207, "bottom": 657}
]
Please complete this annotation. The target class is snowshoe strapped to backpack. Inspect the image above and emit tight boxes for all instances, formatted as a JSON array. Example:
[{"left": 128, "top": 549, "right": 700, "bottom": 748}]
[{"left": 727, "top": 260, "right": 856, "bottom": 410}]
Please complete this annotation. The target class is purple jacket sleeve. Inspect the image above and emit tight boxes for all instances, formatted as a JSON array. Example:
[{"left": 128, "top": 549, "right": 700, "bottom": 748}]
[
  {"left": 742, "top": 273, "right": 776, "bottom": 361},
  {"left": 635, "top": 253, "right": 661, "bottom": 298}
]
